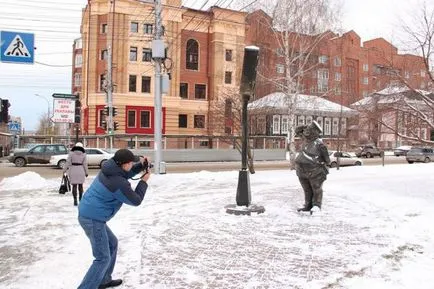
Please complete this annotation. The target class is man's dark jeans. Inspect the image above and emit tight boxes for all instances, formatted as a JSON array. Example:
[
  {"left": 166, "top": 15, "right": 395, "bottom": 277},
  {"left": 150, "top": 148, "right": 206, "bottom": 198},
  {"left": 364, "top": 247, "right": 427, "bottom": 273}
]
[{"left": 78, "top": 216, "right": 118, "bottom": 289}]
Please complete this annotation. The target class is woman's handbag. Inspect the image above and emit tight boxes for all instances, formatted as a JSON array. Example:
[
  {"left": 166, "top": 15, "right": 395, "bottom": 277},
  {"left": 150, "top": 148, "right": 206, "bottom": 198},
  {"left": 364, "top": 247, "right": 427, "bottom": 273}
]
[{"left": 59, "top": 175, "right": 71, "bottom": 194}]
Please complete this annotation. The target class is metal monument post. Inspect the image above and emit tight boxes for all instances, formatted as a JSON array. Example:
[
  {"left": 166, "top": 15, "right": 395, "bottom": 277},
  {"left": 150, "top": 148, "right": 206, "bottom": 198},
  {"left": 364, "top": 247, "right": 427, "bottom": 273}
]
[{"left": 226, "top": 46, "right": 265, "bottom": 216}]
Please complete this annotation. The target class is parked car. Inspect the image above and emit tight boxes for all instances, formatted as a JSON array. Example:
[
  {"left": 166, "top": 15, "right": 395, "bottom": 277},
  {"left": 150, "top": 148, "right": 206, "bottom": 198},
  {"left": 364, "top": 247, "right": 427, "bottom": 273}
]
[
  {"left": 355, "top": 145, "right": 382, "bottom": 158},
  {"left": 328, "top": 151, "right": 363, "bottom": 167},
  {"left": 50, "top": 148, "right": 114, "bottom": 169},
  {"left": 8, "top": 144, "right": 68, "bottom": 167},
  {"left": 406, "top": 147, "right": 434, "bottom": 163},
  {"left": 393, "top": 145, "right": 412, "bottom": 157}
]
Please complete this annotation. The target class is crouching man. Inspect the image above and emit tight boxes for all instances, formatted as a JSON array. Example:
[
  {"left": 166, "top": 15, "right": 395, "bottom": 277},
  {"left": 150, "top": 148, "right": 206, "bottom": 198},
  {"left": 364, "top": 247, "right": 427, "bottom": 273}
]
[{"left": 77, "top": 149, "right": 151, "bottom": 289}]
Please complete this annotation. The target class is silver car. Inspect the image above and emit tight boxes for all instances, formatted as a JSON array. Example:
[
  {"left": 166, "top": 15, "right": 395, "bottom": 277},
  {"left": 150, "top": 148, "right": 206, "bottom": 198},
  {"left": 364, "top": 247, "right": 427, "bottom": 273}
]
[
  {"left": 328, "top": 151, "right": 363, "bottom": 168},
  {"left": 50, "top": 148, "right": 114, "bottom": 168},
  {"left": 406, "top": 147, "right": 434, "bottom": 163}
]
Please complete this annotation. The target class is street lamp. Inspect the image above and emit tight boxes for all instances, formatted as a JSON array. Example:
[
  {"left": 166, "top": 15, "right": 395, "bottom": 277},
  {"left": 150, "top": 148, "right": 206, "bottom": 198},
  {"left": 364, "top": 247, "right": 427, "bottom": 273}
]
[{"left": 34, "top": 94, "right": 51, "bottom": 135}]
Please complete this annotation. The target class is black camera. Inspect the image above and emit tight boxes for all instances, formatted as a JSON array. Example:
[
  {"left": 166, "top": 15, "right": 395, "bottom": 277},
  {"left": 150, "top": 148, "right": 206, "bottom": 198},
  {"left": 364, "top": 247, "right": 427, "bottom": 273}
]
[{"left": 143, "top": 158, "right": 154, "bottom": 172}]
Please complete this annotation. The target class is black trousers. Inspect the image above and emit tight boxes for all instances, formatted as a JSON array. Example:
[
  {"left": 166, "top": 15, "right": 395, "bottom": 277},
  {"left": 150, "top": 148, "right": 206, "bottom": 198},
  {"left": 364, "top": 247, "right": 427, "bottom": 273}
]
[{"left": 72, "top": 184, "right": 84, "bottom": 201}]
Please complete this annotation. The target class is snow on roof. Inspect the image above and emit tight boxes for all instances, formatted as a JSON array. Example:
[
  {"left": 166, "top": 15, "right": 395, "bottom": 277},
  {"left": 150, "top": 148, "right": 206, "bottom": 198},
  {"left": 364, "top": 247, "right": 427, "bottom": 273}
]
[
  {"left": 248, "top": 92, "right": 357, "bottom": 117},
  {"left": 351, "top": 86, "right": 434, "bottom": 107}
]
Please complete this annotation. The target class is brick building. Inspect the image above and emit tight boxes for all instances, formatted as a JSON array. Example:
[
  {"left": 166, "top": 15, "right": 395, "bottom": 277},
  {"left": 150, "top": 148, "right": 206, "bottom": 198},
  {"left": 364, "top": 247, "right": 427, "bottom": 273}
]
[{"left": 73, "top": 2, "right": 428, "bottom": 148}]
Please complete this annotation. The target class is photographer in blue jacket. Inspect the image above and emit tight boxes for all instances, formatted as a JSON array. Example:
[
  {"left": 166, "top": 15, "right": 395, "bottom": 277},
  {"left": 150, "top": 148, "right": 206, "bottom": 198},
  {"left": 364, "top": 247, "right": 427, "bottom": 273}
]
[{"left": 77, "top": 149, "right": 151, "bottom": 289}]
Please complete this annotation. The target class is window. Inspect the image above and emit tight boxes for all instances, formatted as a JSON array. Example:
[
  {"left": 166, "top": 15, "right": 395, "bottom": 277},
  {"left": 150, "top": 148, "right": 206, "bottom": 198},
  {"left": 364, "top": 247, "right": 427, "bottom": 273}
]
[
  {"left": 362, "top": 90, "right": 368, "bottom": 97},
  {"left": 421, "top": 70, "right": 426, "bottom": 77},
  {"left": 276, "top": 64, "right": 285, "bottom": 74},
  {"left": 101, "top": 24, "right": 108, "bottom": 34},
  {"left": 140, "top": 111, "right": 150, "bottom": 128},
  {"left": 144, "top": 24, "right": 153, "bottom": 34},
  {"left": 225, "top": 49, "right": 232, "bottom": 61},
  {"left": 363, "top": 64, "right": 369, "bottom": 71},
  {"left": 74, "top": 73, "right": 82, "bottom": 87},
  {"left": 130, "top": 47, "right": 137, "bottom": 61},
  {"left": 256, "top": 116, "right": 266, "bottom": 135},
  {"left": 195, "top": 84, "right": 206, "bottom": 99},
  {"left": 186, "top": 39, "right": 199, "bottom": 70},
  {"left": 276, "top": 47, "right": 285, "bottom": 57},
  {"left": 225, "top": 71, "right": 232, "bottom": 84},
  {"left": 316, "top": 117, "right": 323, "bottom": 132},
  {"left": 130, "top": 22, "right": 139, "bottom": 33},
  {"left": 281, "top": 116, "right": 288, "bottom": 133},
  {"left": 199, "top": 140, "right": 209, "bottom": 147},
  {"left": 101, "top": 49, "right": 108, "bottom": 60},
  {"left": 75, "top": 54, "right": 82, "bottom": 67},
  {"left": 194, "top": 115, "right": 205, "bottom": 128},
  {"left": 317, "top": 69, "right": 329, "bottom": 92},
  {"left": 179, "top": 114, "right": 187, "bottom": 128},
  {"left": 319, "top": 55, "right": 328, "bottom": 64},
  {"left": 306, "top": 116, "right": 312, "bottom": 125},
  {"left": 324, "top": 117, "right": 331, "bottom": 135},
  {"left": 335, "top": 85, "right": 341, "bottom": 95},
  {"left": 100, "top": 74, "right": 106, "bottom": 91},
  {"left": 335, "top": 72, "right": 341, "bottom": 81},
  {"left": 421, "top": 128, "right": 427, "bottom": 140},
  {"left": 340, "top": 118, "right": 346, "bottom": 135},
  {"left": 405, "top": 71, "right": 410, "bottom": 79},
  {"left": 272, "top": 115, "right": 281, "bottom": 134},
  {"left": 332, "top": 118, "right": 339, "bottom": 135},
  {"left": 334, "top": 56, "right": 341, "bottom": 66},
  {"left": 127, "top": 111, "right": 136, "bottom": 127},
  {"left": 363, "top": 77, "right": 369, "bottom": 85},
  {"left": 297, "top": 115, "right": 305, "bottom": 126},
  {"left": 142, "top": 48, "right": 152, "bottom": 62},
  {"left": 180, "top": 83, "right": 188, "bottom": 99},
  {"left": 141, "top": 76, "right": 151, "bottom": 93},
  {"left": 129, "top": 75, "right": 137, "bottom": 92}
]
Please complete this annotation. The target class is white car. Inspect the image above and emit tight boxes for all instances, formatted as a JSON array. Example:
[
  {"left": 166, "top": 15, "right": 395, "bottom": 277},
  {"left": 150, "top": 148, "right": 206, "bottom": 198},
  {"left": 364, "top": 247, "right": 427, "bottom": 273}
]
[
  {"left": 328, "top": 150, "right": 363, "bottom": 168},
  {"left": 50, "top": 148, "right": 114, "bottom": 169}
]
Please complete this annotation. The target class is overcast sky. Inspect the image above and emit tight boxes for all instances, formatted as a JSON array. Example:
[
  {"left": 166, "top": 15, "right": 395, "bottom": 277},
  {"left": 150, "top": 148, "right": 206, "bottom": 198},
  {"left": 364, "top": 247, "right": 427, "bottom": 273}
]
[{"left": 0, "top": 0, "right": 430, "bottom": 131}]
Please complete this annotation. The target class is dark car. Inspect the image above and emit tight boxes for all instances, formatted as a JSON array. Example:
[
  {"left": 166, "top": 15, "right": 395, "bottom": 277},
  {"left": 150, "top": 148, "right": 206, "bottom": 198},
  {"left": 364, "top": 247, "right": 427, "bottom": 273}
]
[
  {"left": 393, "top": 146, "right": 412, "bottom": 157},
  {"left": 406, "top": 147, "right": 434, "bottom": 164},
  {"left": 8, "top": 144, "right": 68, "bottom": 167},
  {"left": 355, "top": 145, "right": 382, "bottom": 158}
]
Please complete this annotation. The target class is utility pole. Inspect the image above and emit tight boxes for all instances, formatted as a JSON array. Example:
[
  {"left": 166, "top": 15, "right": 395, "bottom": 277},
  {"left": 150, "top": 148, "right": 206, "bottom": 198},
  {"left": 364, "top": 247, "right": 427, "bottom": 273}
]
[
  {"left": 107, "top": 45, "right": 114, "bottom": 150},
  {"left": 152, "top": 0, "right": 164, "bottom": 174}
]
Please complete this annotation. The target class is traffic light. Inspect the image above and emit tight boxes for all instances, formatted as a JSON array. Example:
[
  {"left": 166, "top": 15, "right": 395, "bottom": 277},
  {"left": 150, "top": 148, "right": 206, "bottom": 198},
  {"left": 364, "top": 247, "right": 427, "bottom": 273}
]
[
  {"left": 101, "top": 120, "right": 107, "bottom": 130},
  {"left": 1, "top": 99, "right": 10, "bottom": 123},
  {"left": 113, "top": 121, "right": 119, "bottom": 131},
  {"left": 75, "top": 100, "right": 81, "bottom": 123},
  {"left": 112, "top": 107, "right": 118, "bottom": 117},
  {"left": 103, "top": 106, "right": 110, "bottom": 116}
]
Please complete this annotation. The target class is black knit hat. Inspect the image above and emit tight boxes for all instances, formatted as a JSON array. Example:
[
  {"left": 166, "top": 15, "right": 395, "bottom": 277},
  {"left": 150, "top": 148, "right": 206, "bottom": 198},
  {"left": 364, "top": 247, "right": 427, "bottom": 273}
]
[{"left": 113, "top": 149, "right": 140, "bottom": 165}]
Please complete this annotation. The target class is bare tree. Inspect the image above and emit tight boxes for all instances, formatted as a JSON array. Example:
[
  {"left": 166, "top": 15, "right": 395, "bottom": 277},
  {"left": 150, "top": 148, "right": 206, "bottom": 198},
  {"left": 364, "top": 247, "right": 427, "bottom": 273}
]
[
  {"left": 353, "top": 4, "right": 434, "bottom": 146},
  {"left": 248, "top": 0, "right": 342, "bottom": 168},
  {"left": 208, "top": 87, "right": 256, "bottom": 173}
]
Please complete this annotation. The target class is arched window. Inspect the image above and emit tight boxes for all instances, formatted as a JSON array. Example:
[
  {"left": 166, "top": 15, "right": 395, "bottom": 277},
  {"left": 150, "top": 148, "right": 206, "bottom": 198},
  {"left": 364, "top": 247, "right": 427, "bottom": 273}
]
[{"left": 186, "top": 39, "right": 199, "bottom": 70}]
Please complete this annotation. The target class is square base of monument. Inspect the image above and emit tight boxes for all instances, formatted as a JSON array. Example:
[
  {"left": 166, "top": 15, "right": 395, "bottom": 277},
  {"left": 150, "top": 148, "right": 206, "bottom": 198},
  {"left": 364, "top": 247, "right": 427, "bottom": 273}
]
[{"left": 225, "top": 204, "right": 265, "bottom": 216}]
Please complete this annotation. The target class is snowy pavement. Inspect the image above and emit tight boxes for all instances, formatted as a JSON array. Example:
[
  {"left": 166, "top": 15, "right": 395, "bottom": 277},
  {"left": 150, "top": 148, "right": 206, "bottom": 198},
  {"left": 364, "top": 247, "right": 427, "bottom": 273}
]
[{"left": 0, "top": 164, "right": 434, "bottom": 289}]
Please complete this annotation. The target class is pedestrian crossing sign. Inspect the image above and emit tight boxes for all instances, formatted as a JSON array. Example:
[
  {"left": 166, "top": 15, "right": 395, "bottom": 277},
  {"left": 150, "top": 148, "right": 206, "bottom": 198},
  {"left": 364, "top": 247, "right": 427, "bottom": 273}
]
[{"left": 0, "top": 31, "right": 35, "bottom": 64}]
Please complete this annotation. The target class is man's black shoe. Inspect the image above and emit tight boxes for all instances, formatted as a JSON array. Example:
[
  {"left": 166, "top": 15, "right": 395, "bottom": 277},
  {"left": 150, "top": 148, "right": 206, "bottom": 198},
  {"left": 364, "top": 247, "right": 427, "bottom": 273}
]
[{"left": 98, "top": 279, "right": 123, "bottom": 288}]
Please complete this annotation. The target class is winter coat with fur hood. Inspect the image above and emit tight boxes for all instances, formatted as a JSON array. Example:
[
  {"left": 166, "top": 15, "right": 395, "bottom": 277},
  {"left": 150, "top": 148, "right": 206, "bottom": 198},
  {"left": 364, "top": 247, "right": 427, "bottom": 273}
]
[{"left": 63, "top": 146, "right": 89, "bottom": 185}]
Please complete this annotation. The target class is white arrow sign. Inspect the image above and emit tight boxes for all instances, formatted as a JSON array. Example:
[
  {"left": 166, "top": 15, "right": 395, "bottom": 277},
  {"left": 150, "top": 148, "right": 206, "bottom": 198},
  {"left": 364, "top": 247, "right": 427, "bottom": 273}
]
[{"left": 51, "top": 98, "right": 75, "bottom": 123}]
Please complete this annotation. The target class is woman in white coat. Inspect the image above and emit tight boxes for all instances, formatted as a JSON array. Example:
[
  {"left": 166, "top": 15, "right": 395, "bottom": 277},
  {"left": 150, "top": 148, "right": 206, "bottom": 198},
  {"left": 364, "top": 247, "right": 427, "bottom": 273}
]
[{"left": 63, "top": 142, "right": 89, "bottom": 206}]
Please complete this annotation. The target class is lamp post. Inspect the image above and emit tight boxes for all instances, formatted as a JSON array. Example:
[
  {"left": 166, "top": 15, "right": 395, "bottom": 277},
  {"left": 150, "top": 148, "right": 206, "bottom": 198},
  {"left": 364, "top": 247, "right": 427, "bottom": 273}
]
[{"left": 35, "top": 94, "right": 51, "bottom": 135}]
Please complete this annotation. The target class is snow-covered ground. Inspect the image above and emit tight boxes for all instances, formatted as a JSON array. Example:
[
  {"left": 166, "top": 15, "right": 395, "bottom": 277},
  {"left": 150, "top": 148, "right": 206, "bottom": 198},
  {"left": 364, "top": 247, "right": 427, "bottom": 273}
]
[{"left": 0, "top": 163, "right": 434, "bottom": 289}]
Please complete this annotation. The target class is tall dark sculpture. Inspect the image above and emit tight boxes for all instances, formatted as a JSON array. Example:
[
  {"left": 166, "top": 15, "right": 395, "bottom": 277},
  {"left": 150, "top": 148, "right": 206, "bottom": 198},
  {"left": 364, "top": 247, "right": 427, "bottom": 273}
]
[{"left": 295, "top": 121, "right": 330, "bottom": 214}]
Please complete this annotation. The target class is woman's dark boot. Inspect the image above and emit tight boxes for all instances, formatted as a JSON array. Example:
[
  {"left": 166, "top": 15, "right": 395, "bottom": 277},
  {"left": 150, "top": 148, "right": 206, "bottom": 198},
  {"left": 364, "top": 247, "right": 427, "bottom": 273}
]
[{"left": 72, "top": 192, "right": 78, "bottom": 206}]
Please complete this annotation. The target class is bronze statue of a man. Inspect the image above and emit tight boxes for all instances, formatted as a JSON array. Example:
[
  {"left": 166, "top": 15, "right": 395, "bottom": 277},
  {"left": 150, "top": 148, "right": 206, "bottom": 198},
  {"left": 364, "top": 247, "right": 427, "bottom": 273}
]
[{"left": 294, "top": 120, "right": 330, "bottom": 214}]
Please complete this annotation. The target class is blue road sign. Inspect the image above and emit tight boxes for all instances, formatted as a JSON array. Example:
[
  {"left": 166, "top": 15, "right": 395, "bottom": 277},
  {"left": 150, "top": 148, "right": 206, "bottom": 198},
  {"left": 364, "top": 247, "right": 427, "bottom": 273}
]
[
  {"left": 8, "top": 121, "right": 21, "bottom": 132},
  {"left": 0, "top": 31, "right": 35, "bottom": 64}
]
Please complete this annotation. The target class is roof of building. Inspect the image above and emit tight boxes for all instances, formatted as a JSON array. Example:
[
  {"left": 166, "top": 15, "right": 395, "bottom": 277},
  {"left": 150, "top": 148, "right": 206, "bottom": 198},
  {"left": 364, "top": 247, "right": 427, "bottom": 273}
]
[
  {"left": 351, "top": 86, "right": 434, "bottom": 107},
  {"left": 248, "top": 92, "right": 357, "bottom": 117}
]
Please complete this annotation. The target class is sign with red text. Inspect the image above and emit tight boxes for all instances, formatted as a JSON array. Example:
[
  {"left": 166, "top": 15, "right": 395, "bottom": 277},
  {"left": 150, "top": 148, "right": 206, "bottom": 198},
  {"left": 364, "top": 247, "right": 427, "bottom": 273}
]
[{"left": 51, "top": 98, "right": 75, "bottom": 123}]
